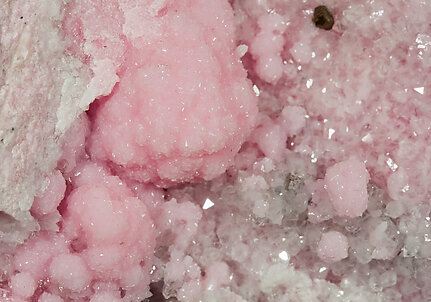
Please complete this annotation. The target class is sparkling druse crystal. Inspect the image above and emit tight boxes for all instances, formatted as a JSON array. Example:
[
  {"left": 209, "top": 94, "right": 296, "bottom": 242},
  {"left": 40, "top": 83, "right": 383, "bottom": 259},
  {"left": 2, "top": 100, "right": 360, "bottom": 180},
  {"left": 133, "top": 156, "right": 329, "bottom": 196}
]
[{"left": 0, "top": 0, "right": 430, "bottom": 301}]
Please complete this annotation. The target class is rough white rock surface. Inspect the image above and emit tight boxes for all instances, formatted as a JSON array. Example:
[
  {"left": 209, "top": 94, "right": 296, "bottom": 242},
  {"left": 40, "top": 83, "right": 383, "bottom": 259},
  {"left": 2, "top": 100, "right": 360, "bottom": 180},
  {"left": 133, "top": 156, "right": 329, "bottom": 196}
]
[{"left": 0, "top": 0, "right": 113, "bottom": 250}]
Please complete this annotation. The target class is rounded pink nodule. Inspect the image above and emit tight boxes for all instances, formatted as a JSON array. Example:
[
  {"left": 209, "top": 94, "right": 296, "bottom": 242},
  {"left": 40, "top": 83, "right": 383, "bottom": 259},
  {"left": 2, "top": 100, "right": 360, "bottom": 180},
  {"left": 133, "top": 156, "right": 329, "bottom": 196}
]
[
  {"left": 324, "top": 158, "right": 370, "bottom": 218},
  {"left": 317, "top": 231, "right": 349, "bottom": 263}
]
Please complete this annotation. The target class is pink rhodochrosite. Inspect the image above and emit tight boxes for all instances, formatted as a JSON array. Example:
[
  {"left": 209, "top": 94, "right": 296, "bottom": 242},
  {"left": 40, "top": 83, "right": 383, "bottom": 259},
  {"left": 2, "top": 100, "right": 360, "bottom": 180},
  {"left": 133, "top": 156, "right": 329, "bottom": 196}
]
[
  {"left": 1, "top": 0, "right": 430, "bottom": 301},
  {"left": 77, "top": 0, "right": 258, "bottom": 185}
]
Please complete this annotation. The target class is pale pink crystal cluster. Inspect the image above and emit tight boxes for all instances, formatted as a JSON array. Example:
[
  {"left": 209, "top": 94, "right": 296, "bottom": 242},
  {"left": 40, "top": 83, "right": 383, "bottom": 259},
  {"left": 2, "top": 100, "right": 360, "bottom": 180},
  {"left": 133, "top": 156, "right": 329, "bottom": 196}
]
[{"left": 0, "top": 0, "right": 431, "bottom": 301}]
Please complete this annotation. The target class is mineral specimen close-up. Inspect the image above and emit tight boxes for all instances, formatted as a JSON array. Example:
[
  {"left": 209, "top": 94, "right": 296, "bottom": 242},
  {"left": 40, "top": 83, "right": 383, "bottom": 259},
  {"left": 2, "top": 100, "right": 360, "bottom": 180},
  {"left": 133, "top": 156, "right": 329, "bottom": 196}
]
[{"left": 0, "top": 0, "right": 430, "bottom": 301}]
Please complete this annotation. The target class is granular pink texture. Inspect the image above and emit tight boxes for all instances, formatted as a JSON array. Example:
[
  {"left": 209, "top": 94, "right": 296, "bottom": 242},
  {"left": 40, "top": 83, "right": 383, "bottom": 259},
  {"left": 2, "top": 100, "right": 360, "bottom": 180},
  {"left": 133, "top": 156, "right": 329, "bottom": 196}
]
[
  {"left": 61, "top": 162, "right": 156, "bottom": 300},
  {"left": 31, "top": 170, "right": 65, "bottom": 217},
  {"left": 1, "top": 0, "right": 431, "bottom": 301},
  {"left": 324, "top": 158, "right": 370, "bottom": 218},
  {"left": 252, "top": 105, "right": 306, "bottom": 161},
  {"left": 49, "top": 254, "right": 91, "bottom": 292},
  {"left": 37, "top": 292, "right": 63, "bottom": 302},
  {"left": 11, "top": 163, "right": 157, "bottom": 301},
  {"left": 10, "top": 272, "right": 36, "bottom": 298},
  {"left": 317, "top": 231, "right": 349, "bottom": 263},
  {"left": 249, "top": 13, "right": 287, "bottom": 83},
  {"left": 82, "top": 0, "right": 258, "bottom": 185}
]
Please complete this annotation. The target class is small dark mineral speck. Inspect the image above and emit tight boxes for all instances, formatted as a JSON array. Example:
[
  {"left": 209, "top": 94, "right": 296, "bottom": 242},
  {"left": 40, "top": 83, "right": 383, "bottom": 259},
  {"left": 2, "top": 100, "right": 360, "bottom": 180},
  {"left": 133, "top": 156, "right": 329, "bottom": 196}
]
[
  {"left": 285, "top": 173, "right": 303, "bottom": 192},
  {"left": 120, "top": 288, "right": 126, "bottom": 298},
  {"left": 313, "top": 5, "right": 334, "bottom": 30}
]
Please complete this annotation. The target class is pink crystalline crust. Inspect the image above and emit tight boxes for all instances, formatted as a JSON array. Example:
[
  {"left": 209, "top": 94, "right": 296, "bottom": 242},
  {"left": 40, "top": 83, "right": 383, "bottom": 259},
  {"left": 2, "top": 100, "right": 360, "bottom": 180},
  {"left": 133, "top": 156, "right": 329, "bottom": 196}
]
[
  {"left": 241, "top": 0, "right": 431, "bottom": 208},
  {"left": 2, "top": 0, "right": 431, "bottom": 301},
  {"left": 4, "top": 0, "right": 255, "bottom": 300},
  {"left": 31, "top": 170, "right": 66, "bottom": 217},
  {"left": 37, "top": 293, "right": 63, "bottom": 302},
  {"left": 66, "top": 0, "right": 258, "bottom": 186},
  {"left": 10, "top": 272, "right": 37, "bottom": 298},
  {"left": 12, "top": 162, "right": 156, "bottom": 301},
  {"left": 317, "top": 231, "right": 349, "bottom": 263},
  {"left": 324, "top": 158, "right": 369, "bottom": 218}
]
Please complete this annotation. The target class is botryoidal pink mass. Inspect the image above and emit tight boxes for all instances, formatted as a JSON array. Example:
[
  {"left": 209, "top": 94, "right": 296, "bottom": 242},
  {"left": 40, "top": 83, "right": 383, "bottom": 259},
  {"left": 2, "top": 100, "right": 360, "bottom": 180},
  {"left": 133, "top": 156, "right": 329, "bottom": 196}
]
[{"left": 0, "top": 0, "right": 430, "bottom": 301}]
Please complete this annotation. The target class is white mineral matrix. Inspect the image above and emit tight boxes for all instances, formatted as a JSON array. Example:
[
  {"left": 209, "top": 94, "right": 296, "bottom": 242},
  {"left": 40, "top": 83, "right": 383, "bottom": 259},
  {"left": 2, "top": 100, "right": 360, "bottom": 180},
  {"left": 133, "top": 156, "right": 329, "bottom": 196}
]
[{"left": 0, "top": 0, "right": 430, "bottom": 301}]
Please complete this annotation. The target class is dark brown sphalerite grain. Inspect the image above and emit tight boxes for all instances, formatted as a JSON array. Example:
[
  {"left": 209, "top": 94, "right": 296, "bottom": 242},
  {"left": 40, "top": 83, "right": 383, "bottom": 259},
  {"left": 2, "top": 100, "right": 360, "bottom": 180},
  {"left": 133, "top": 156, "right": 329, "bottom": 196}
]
[{"left": 313, "top": 5, "right": 334, "bottom": 30}]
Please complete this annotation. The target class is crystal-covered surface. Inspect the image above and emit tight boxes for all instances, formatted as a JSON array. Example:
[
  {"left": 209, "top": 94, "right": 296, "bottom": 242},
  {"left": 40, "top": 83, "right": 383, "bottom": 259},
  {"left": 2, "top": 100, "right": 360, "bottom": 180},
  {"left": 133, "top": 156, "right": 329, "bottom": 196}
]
[{"left": 1, "top": 0, "right": 431, "bottom": 301}]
